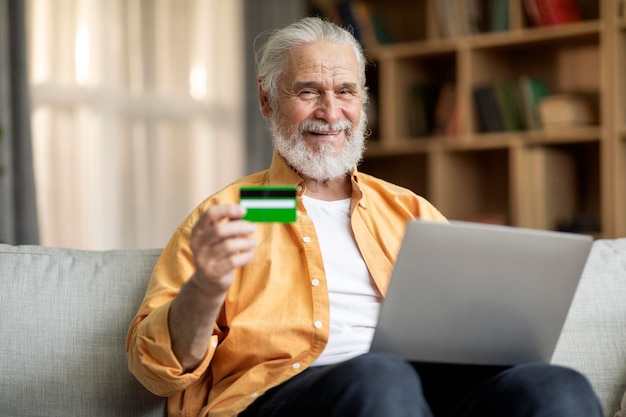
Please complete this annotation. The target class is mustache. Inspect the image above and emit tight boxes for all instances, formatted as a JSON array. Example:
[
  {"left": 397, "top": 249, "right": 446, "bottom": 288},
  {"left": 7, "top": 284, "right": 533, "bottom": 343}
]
[{"left": 299, "top": 119, "right": 353, "bottom": 135}]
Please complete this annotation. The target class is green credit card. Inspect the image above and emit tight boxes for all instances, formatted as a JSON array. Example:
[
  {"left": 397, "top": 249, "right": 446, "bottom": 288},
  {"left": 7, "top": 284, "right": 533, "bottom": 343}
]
[{"left": 240, "top": 186, "right": 297, "bottom": 223}]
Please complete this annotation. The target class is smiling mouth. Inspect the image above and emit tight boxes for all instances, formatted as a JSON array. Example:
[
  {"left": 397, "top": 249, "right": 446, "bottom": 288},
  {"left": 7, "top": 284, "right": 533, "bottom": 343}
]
[
  {"left": 299, "top": 120, "right": 353, "bottom": 138},
  {"left": 309, "top": 130, "right": 342, "bottom": 136}
]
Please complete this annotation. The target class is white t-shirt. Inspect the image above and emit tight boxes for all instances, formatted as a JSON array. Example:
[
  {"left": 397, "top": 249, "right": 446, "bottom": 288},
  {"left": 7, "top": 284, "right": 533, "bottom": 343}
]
[{"left": 302, "top": 195, "right": 383, "bottom": 367}]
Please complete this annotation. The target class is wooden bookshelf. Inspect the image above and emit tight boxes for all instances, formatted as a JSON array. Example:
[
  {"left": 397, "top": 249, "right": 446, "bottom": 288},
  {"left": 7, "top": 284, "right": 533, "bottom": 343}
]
[{"left": 311, "top": 0, "right": 625, "bottom": 238}]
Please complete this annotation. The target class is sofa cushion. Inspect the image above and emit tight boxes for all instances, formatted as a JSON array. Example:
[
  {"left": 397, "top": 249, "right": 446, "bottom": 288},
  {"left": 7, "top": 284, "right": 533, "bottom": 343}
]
[
  {"left": 552, "top": 238, "right": 626, "bottom": 417},
  {"left": 0, "top": 244, "right": 167, "bottom": 417}
]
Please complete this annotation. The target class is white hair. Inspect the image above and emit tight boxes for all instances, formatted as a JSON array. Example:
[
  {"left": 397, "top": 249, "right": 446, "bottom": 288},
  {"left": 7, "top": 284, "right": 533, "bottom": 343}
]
[{"left": 255, "top": 16, "right": 369, "bottom": 110}]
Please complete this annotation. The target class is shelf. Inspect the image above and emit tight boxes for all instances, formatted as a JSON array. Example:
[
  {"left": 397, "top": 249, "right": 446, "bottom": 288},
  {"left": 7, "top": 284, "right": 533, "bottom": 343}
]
[
  {"left": 526, "top": 126, "right": 603, "bottom": 144},
  {"left": 468, "top": 20, "right": 602, "bottom": 49},
  {"left": 372, "top": 41, "right": 456, "bottom": 60},
  {"left": 366, "top": 126, "right": 602, "bottom": 157},
  {"left": 312, "top": 0, "right": 620, "bottom": 237},
  {"left": 365, "top": 139, "right": 432, "bottom": 157},
  {"left": 371, "top": 20, "right": 602, "bottom": 59},
  {"left": 439, "top": 134, "right": 520, "bottom": 151}
]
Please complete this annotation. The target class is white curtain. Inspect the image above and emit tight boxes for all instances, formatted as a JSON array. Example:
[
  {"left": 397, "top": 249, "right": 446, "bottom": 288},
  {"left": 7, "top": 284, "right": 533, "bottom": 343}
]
[{"left": 27, "top": 0, "right": 245, "bottom": 250}]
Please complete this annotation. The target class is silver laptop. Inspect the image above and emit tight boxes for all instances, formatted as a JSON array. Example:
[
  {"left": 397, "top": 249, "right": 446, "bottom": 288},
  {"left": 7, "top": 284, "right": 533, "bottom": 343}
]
[{"left": 370, "top": 219, "right": 593, "bottom": 366}]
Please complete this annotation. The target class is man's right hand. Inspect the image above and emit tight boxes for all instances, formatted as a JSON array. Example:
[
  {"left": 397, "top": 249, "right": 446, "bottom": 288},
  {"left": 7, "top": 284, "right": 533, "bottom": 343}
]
[
  {"left": 169, "top": 204, "right": 256, "bottom": 372},
  {"left": 189, "top": 204, "right": 257, "bottom": 297}
]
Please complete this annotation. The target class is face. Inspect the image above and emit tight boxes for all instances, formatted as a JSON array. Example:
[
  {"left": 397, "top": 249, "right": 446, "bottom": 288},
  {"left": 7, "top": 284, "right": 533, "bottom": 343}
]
[{"left": 261, "top": 40, "right": 368, "bottom": 182}]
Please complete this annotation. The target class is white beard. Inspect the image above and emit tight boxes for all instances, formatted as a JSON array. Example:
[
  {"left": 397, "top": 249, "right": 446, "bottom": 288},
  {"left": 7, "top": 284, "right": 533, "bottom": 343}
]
[{"left": 270, "top": 110, "right": 368, "bottom": 182}]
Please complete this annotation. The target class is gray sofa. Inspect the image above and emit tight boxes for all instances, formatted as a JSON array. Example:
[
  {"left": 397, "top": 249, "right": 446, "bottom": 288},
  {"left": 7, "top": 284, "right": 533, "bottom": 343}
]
[{"left": 1, "top": 239, "right": 625, "bottom": 417}]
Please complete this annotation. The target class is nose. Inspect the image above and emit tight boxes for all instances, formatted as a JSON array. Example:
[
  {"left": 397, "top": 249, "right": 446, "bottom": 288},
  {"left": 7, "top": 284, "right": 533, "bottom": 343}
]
[{"left": 314, "top": 92, "right": 340, "bottom": 123}]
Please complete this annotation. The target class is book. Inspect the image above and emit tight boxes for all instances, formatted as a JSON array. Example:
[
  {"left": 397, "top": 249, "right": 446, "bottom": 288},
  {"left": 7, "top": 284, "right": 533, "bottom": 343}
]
[
  {"left": 524, "top": 0, "right": 582, "bottom": 26},
  {"left": 433, "top": 82, "right": 458, "bottom": 137},
  {"left": 407, "top": 83, "right": 441, "bottom": 138},
  {"left": 473, "top": 85, "right": 505, "bottom": 133},
  {"left": 466, "top": 0, "right": 488, "bottom": 34},
  {"left": 538, "top": 94, "right": 597, "bottom": 130},
  {"left": 451, "top": 0, "right": 472, "bottom": 37},
  {"left": 523, "top": 0, "right": 543, "bottom": 26},
  {"left": 350, "top": 1, "right": 379, "bottom": 49},
  {"left": 493, "top": 81, "right": 525, "bottom": 131},
  {"left": 336, "top": 1, "right": 364, "bottom": 45},
  {"left": 474, "top": 78, "right": 550, "bottom": 133},
  {"left": 435, "top": 1, "right": 455, "bottom": 38},
  {"left": 333, "top": 1, "right": 392, "bottom": 48},
  {"left": 369, "top": 12, "right": 393, "bottom": 45},
  {"left": 518, "top": 76, "right": 549, "bottom": 130},
  {"left": 489, "top": 0, "right": 509, "bottom": 32},
  {"left": 436, "top": 0, "right": 485, "bottom": 38}
]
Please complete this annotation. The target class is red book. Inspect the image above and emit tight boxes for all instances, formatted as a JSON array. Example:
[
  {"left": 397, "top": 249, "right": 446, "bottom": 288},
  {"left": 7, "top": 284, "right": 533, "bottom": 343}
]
[{"left": 534, "top": 0, "right": 581, "bottom": 25}]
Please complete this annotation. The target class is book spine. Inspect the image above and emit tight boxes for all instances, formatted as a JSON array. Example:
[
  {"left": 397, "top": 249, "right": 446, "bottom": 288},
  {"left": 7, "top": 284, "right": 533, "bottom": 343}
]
[{"left": 534, "top": 0, "right": 581, "bottom": 26}]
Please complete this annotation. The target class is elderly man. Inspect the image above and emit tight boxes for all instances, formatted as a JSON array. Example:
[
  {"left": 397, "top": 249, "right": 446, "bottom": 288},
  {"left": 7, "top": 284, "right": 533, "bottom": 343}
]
[{"left": 127, "top": 16, "right": 602, "bottom": 417}]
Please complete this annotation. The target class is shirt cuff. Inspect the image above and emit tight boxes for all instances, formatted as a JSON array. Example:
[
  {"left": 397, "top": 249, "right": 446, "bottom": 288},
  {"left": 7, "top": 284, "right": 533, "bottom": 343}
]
[{"left": 128, "top": 300, "right": 217, "bottom": 396}]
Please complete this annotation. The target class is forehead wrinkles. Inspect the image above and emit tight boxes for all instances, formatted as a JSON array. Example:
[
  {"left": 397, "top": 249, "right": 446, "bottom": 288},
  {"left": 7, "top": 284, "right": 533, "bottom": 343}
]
[{"left": 283, "top": 41, "right": 359, "bottom": 87}]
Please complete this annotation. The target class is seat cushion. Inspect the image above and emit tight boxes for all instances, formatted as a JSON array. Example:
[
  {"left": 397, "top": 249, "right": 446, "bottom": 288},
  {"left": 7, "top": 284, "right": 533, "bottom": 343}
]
[{"left": 0, "top": 244, "right": 167, "bottom": 417}]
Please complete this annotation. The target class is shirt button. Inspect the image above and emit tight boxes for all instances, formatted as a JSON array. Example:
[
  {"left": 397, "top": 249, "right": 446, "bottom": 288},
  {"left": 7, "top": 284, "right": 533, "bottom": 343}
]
[
  {"left": 292, "top": 362, "right": 301, "bottom": 369},
  {"left": 303, "top": 236, "right": 311, "bottom": 243},
  {"left": 311, "top": 278, "right": 320, "bottom": 286},
  {"left": 314, "top": 321, "right": 323, "bottom": 329}
]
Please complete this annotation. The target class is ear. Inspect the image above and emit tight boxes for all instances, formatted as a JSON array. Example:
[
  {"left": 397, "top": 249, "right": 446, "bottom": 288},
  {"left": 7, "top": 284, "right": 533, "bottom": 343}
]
[{"left": 258, "top": 77, "right": 273, "bottom": 119}]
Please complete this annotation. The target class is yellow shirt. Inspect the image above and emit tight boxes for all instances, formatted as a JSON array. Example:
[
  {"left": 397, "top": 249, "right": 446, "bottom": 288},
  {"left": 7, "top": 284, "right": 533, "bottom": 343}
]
[{"left": 126, "top": 152, "right": 447, "bottom": 417}]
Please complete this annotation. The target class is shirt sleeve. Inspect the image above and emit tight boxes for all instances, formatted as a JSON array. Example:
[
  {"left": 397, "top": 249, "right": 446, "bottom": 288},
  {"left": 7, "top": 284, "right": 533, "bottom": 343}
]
[
  {"left": 125, "top": 212, "right": 220, "bottom": 397},
  {"left": 416, "top": 195, "right": 448, "bottom": 222}
]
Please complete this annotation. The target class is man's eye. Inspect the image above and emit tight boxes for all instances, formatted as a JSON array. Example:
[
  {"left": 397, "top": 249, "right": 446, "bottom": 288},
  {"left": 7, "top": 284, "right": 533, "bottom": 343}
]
[{"left": 300, "top": 90, "right": 317, "bottom": 97}]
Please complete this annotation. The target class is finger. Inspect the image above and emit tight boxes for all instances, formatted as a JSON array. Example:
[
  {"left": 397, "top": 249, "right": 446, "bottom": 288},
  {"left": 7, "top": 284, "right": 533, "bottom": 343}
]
[
  {"left": 213, "top": 219, "right": 256, "bottom": 239},
  {"left": 191, "top": 205, "right": 251, "bottom": 245},
  {"left": 198, "top": 233, "right": 256, "bottom": 260},
  {"left": 204, "top": 204, "right": 246, "bottom": 225},
  {"left": 192, "top": 217, "right": 256, "bottom": 261},
  {"left": 195, "top": 236, "right": 256, "bottom": 279},
  {"left": 192, "top": 204, "right": 242, "bottom": 236}
]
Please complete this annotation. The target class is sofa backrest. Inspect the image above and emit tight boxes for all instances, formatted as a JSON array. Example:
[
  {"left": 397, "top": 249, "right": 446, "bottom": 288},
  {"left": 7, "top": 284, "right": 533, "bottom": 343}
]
[{"left": 0, "top": 244, "right": 167, "bottom": 417}]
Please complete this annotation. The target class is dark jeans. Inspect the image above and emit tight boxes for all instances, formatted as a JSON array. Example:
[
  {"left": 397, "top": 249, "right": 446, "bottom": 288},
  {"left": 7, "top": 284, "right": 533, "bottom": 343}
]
[{"left": 238, "top": 352, "right": 603, "bottom": 417}]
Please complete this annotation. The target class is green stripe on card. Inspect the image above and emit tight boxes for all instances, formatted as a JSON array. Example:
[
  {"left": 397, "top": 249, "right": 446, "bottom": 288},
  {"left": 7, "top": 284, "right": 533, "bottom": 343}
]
[{"left": 242, "top": 208, "right": 296, "bottom": 223}]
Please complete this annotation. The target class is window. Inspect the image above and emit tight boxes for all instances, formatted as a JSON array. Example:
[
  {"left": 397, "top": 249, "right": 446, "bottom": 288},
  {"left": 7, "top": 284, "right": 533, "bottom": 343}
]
[{"left": 27, "top": 0, "right": 244, "bottom": 249}]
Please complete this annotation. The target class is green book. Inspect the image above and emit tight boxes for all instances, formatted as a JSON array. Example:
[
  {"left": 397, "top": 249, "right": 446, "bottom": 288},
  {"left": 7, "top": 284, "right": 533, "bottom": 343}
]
[
  {"left": 494, "top": 81, "right": 524, "bottom": 131},
  {"left": 519, "top": 76, "right": 549, "bottom": 130},
  {"left": 489, "top": 0, "right": 509, "bottom": 32}
]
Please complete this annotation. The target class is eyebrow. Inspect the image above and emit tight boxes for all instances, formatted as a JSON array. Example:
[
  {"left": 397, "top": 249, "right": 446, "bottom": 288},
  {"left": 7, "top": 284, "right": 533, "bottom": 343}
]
[{"left": 293, "top": 81, "right": 359, "bottom": 91}]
